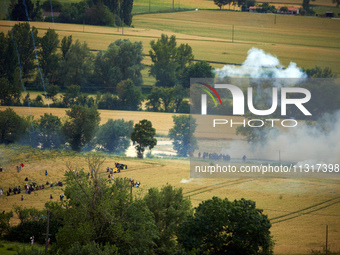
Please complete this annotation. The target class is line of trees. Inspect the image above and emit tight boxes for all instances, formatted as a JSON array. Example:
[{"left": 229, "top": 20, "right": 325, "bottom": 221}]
[
  {"left": 0, "top": 154, "right": 274, "bottom": 255},
  {"left": 0, "top": 106, "right": 199, "bottom": 158},
  {"left": 1, "top": 23, "right": 215, "bottom": 113},
  {"left": 7, "top": 0, "right": 134, "bottom": 27}
]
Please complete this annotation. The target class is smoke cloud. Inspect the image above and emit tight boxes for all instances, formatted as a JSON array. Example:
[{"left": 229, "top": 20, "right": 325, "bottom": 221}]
[
  {"left": 215, "top": 48, "right": 307, "bottom": 79},
  {"left": 222, "top": 110, "right": 340, "bottom": 164},
  {"left": 214, "top": 48, "right": 339, "bottom": 165}
]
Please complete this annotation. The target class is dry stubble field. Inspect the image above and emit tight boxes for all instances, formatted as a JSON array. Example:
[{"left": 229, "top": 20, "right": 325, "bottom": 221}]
[{"left": 0, "top": 107, "right": 340, "bottom": 254}]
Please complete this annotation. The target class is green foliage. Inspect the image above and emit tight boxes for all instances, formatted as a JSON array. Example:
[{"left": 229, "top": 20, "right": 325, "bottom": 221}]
[
  {"left": 39, "top": 29, "right": 60, "bottom": 84},
  {"left": 37, "top": 113, "right": 64, "bottom": 149},
  {"left": 116, "top": 79, "right": 142, "bottom": 110},
  {"left": 260, "top": 2, "right": 276, "bottom": 13},
  {"left": 279, "top": 6, "right": 289, "bottom": 12},
  {"left": 0, "top": 108, "right": 29, "bottom": 144},
  {"left": 53, "top": 155, "right": 158, "bottom": 254},
  {"left": 60, "top": 35, "right": 72, "bottom": 60},
  {"left": 178, "top": 197, "right": 273, "bottom": 255},
  {"left": 0, "top": 74, "right": 22, "bottom": 106},
  {"left": 96, "top": 93, "right": 120, "bottom": 110},
  {"left": 9, "top": 23, "right": 38, "bottom": 80},
  {"left": 214, "top": 0, "right": 228, "bottom": 9},
  {"left": 16, "top": 246, "right": 45, "bottom": 255},
  {"left": 169, "top": 115, "right": 198, "bottom": 157},
  {"left": 304, "top": 66, "right": 336, "bottom": 78},
  {"left": 85, "top": 1, "right": 115, "bottom": 26},
  {"left": 94, "top": 118, "right": 134, "bottom": 153},
  {"left": 42, "top": 0, "right": 62, "bottom": 12},
  {"left": 46, "top": 84, "right": 59, "bottom": 102},
  {"left": 62, "top": 105, "right": 100, "bottom": 151},
  {"left": 93, "top": 39, "right": 143, "bottom": 92},
  {"left": 131, "top": 119, "right": 157, "bottom": 158},
  {"left": 181, "top": 61, "right": 214, "bottom": 88},
  {"left": 0, "top": 212, "right": 12, "bottom": 238},
  {"left": 58, "top": 40, "right": 94, "bottom": 90},
  {"left": 10, "top": 0, "right": 34, "bottom": 21},
  {"left": 121, "top": 0, "right": 134, "bottom": 26},
  {"left": 144, "top": 184, "right": 192, "bottom": 255},
  {"left": 149, "top": 34, "right": 194, "bottom": 87},
  {"left": 65, "top": 242, "right": 118, "bottom": 255},
  {"left": 146, "top": 85, "right": 188, "bottom": 112}
]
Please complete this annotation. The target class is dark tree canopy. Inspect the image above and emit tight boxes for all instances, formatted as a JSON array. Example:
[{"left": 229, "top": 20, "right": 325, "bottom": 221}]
[
  {"left": 116, "top": 79, "right": 143, "bottom": 110},
  {"left": 9, "top": 23, "right": 38, "bottom": 80},
  {"left": 94, "top": 118, "right": 134, "bottom": 153},
  {"left": 11, "top": 0, "right": 34, "bottom": 21},
  {"left": 149, "top": 34, "right": 194, "bottom": 87},
  {"left": 62, "top": 105, "right": 100, "bottom": 151},
  {"left": 178, "top": 197, "right": 273, "bottom": 255},
  {"left": 39, "top": 29, "right": 60, "bottom": 84},
  {"left": 37, "top": 113, "right": 64, "bottom": 149},
  {"left": 131, "top": 119, "right": 157, "bottom": 158},
  {"left": 52, "top": 155, "right": 158, "bottom": 254},
  {"left": 144, "top": 185, "right": 192, "bottom": 255},
  {"left": 93, "top": 39, "right": 144, "bottom": 92},
  {"left": 168, "top": 115, "right": 198, "bottom": 157},
  {"left": 0, "top": 108, "right": 28, "bottom": 144}
]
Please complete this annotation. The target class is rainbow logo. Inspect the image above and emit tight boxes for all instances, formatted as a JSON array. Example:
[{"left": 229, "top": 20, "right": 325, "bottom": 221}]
[{"left": 198, "top": 82, "right": 223, "bottom": 106}]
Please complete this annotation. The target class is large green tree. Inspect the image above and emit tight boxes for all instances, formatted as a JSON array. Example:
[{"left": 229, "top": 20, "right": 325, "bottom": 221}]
[
  {"left": 116, "top": 79, "right": 142, "bottom": 110},
  {"left": 149, "top": 34, "right": 194, "bottom": 87},
  {"left": 178, "top": 197, "right": 273, "bottom": 254},
  {"left": 37, "top": 113, "right": 64, "bottom": 149},
  {"left": 181, "top": 60, "right": 214, "bottom": 88},
  {"left": 144, "top": 185, "right": 192, "bottom": 255},
  {"left": 9, "top": 23, "right": 38, "bottom": 80},
  {"left": 38, "top": 29, "right": 60, "bottom": 84},
  {"left": 62, "top": 105, "right": 100, "bottom": 151},
  {"left": 0, "top": 108, "right": 29, "bottom": 144},
  {"left": 169, "top": 115, "right": 198, "bottom": 157},
  {"left": 93, "top": 39, "right": 143, "bottom": 92},
  {"left": 131, "top": 119, "right": 157, "bottom": 158},
  {"left": 58, "top": 40, "right": 94, "bottom": 89},
  {"left": 52, "top": 154, "right": 158, "bottom": 254},
  {"left": 94, "top": 118, "right": 134, "bottom": 153}
]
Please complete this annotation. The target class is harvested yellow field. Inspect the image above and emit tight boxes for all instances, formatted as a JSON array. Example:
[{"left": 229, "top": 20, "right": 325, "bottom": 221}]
[{"left": 0, "top": 146, "right": 339, "bottom": 254}]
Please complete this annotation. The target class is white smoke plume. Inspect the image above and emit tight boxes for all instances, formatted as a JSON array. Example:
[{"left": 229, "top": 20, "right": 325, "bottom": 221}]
[
  {"left": 221, "top": 111, "right": 340, "bottom": 165},
  {"left": 215, "top": 47, "right": 307, "bottom": 79},
  {"left": 214, "top": 48, "right": 339, "bottom": 165}
]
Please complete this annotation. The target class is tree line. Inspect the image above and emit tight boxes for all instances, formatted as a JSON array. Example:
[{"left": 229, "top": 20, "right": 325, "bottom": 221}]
[
  {"left": 0, "top": 23, "right": 214, "bottom": 113},
  {"left": 0, "top": 106, "right": 197, "bottom": 157},
  {"left": 7, "top": 0, "right": 134, "bottom": 27},
  {"left": 0, "top": 153, "right": 274, "bottom": 255}
]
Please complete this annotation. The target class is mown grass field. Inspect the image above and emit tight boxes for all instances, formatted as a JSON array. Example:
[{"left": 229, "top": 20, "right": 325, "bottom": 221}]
[{"left": 0, "top": 145, "right": 339, "bottom": 254}]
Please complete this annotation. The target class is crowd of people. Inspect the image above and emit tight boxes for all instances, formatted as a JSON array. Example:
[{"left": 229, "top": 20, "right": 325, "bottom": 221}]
[{"left": 0, "top": 161, "right": 135, "bottom": 202}]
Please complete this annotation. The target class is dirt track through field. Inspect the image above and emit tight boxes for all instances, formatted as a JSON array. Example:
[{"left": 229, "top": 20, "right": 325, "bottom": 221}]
[{"left": 270, "top": 196, "right": 340, "bottom": 224}]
